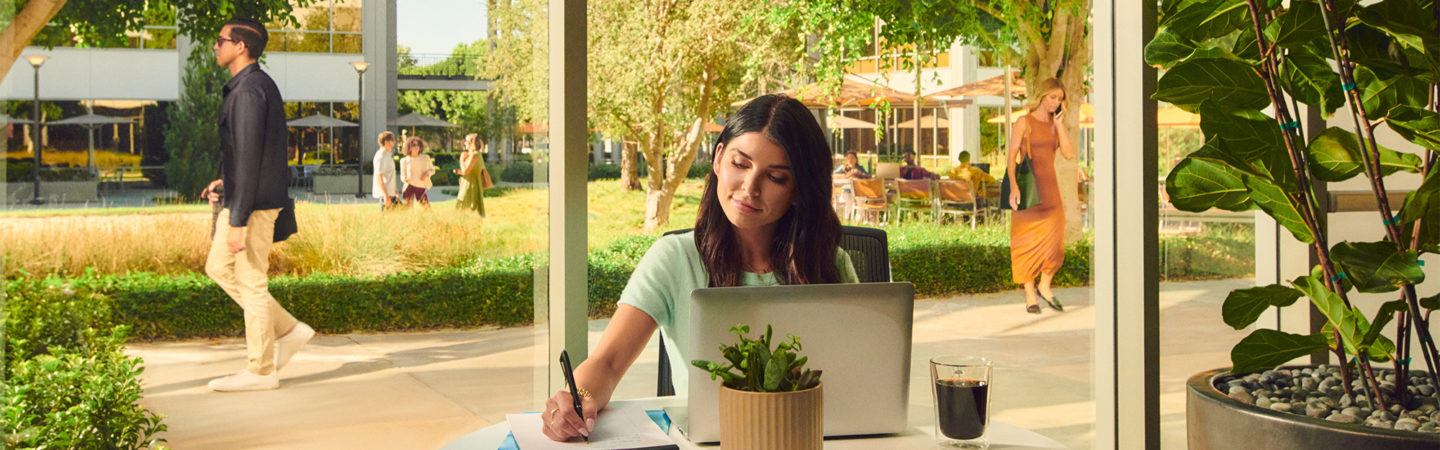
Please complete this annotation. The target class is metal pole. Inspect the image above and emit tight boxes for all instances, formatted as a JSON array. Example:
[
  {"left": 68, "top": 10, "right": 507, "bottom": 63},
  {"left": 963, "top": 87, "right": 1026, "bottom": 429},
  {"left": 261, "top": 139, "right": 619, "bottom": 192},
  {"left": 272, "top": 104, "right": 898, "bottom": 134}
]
[
  {"left": 355, "top": 68, "right": 366, "bottom": 198},
  {"left": 30, "top": 63, "right": 42, "bottom": 205}
]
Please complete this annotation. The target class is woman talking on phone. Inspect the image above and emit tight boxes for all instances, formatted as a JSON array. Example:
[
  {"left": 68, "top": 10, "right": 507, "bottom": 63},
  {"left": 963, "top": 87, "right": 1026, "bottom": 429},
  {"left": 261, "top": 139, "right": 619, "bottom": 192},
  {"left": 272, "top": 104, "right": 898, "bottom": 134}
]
[
  {"left": 539, "top": 94, "right": 859, "bottom": 441},
  {"left": 1006, "top": 77, "right": 1077, "bottom": 314}
]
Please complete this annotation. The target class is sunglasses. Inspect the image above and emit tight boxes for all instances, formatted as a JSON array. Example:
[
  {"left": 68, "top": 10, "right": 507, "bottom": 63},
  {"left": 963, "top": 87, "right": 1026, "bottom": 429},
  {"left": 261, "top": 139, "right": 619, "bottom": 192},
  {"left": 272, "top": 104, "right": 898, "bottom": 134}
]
[{"left": 216, "top": 37, "right": 239, "bottom": 46}]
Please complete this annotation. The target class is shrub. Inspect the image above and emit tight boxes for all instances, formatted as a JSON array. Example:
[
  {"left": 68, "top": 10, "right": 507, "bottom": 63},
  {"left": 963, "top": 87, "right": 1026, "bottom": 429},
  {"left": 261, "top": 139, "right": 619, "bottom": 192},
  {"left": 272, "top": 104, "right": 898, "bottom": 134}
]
[
  {"left": 2, "top": 279, "right": 166, "bottom": 449},
  {"left": 163, "top": 45, "right": 226, "bottom": 200},
  {"left": 501, "top": 162, "right": 534, "bottom": 183},
  {"left": 686, "top": 162, "right": 712, "bottom": 179},
  {"left": 588, "top": 163, "right": 622, "bottom": 180}
]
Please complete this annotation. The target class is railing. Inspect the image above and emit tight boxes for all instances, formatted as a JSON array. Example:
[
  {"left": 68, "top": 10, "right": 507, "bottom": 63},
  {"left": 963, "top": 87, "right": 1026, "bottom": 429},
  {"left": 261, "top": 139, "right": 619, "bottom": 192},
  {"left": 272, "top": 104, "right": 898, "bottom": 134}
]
[{"left": 398, "top": 53, "right": 481, "bottom": 79}]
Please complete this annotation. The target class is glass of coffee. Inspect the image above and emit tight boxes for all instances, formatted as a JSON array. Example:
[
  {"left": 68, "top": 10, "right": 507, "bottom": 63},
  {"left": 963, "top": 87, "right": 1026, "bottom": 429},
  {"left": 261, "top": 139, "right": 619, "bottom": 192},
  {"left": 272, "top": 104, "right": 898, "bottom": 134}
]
[{"left": 931, "top": 356, "right": 992, "bottom": 449}]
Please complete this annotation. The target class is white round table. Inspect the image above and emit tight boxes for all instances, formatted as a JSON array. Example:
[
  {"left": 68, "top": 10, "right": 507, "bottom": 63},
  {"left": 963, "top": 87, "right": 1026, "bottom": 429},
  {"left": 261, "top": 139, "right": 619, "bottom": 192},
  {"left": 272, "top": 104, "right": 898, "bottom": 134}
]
[{"left": 443, "top": 397, "right": 1068, "bottom": 449}]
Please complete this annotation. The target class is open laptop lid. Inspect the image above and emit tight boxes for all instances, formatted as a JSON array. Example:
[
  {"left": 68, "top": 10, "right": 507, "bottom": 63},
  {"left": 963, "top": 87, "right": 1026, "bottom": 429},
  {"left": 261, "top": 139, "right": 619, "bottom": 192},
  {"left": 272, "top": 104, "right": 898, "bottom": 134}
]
[{"left": 672, "top": 282, "right": 914, "bottom": 443}]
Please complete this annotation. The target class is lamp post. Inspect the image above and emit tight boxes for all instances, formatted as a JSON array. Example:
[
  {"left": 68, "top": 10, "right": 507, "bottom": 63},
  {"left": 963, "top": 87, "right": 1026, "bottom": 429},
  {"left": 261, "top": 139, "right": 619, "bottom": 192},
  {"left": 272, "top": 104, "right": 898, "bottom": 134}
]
[
  {"left": 27, "top": 55, "right": 47, "bottom": 205},
  {"left": 351, "top": 61, "right": 370, "bottom": 198}
]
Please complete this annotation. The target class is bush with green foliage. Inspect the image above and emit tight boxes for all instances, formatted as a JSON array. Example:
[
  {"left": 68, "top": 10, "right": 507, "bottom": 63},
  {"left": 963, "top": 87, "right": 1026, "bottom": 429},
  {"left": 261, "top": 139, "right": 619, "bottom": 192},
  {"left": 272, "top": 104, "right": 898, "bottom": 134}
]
[
  {"left": 163, "top": 45, "right": 227, "bottom": 200},
  {"left": 2, "top": 279, "right": 166, "bottom": 449},
  {"left": 588, "top": 163, "right": 623, "bottom": 180}
]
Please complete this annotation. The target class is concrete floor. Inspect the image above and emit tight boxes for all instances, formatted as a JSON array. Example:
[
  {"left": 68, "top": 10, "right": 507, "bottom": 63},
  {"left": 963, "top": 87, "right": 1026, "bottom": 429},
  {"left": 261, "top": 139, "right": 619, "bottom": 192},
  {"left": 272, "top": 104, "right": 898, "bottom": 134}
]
[{"left": 127, "top": 279, "right": 1251, "bottom": 449}]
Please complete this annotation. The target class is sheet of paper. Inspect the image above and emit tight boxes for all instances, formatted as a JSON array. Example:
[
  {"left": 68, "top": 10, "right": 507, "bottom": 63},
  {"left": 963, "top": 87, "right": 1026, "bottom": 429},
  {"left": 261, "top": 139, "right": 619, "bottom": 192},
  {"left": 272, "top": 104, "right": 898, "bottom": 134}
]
[{"left": 507, "top": 404, "right": 677, "bottom": 450}]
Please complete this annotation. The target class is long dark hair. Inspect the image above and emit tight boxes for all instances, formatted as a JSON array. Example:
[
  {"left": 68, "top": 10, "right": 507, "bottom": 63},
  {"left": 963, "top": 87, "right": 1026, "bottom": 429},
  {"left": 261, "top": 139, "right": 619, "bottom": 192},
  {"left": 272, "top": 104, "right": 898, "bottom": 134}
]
[{"left": 695, "top": 94, "right": 843, "bottom": 287}]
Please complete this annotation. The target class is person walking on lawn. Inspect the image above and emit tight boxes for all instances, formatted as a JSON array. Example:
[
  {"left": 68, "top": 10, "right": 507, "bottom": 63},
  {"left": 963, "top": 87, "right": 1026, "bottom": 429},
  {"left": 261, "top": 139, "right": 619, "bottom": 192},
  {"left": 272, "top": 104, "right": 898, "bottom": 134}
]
[{"left": 200, "top": 17, "right": 314, "bottom": 392}]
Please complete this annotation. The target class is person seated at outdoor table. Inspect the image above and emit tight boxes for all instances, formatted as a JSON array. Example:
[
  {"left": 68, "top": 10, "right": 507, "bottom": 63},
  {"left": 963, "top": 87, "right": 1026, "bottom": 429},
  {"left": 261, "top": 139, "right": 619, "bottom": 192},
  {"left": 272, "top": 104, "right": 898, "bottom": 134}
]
[
  {"left": 832, "top": 150, "right": 871, "bottom": 179},
  {"left": 947, "top": 151, "right": 996, "bottom": 190},
  {"left": 540, "top": 94, "right": 859, "bottom": 442},
  {"left": 900, "top": 150, "right": 939, "bottom": 180}
]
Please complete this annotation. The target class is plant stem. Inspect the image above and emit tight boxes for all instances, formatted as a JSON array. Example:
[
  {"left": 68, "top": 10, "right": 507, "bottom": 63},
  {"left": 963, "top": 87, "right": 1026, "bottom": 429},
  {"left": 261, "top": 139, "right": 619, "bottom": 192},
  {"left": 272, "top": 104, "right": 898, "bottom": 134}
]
[
  {"left": 1335, "top": 333, "right": 1358, "bottom": 397},
  {"left": 1244, "top": 0, "right": 1367, "bottom": 389},
  {"left": 1361, "top": 356, "right": 1392, "bottom": 413},
  {"left": 1314, "top": 0, "right": 1440, "bottom": 390},
  {"left": 1396, "top": 309, "right": 1411, "bottom": 406}
]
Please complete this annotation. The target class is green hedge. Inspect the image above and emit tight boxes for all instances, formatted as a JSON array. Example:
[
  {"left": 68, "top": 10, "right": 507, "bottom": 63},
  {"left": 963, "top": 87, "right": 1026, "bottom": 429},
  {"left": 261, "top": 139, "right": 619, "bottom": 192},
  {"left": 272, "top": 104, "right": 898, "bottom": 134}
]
[
  {"left": 3, "top": 279, "right": 166, "bottom": 449},
  {"left": 14, "top": 225, "right": 1250, "bottom": 341}
]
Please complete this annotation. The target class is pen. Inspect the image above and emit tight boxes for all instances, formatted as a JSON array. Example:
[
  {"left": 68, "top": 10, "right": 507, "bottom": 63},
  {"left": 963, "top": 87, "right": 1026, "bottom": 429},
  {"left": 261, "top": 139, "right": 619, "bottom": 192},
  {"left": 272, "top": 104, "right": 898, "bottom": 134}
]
[{"left": 559, "top": 349, "right": 588, "bottom": 442}]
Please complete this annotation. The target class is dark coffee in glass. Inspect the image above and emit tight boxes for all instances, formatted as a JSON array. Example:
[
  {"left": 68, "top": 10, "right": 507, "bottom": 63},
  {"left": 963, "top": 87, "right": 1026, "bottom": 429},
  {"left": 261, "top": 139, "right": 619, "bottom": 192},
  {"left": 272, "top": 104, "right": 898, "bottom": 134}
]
[
  {"left": 931, "top": 356, "right": 992, "bottom": 449},
  {"left": 936, "top": 377, "right": 989, "bottom": 439}
]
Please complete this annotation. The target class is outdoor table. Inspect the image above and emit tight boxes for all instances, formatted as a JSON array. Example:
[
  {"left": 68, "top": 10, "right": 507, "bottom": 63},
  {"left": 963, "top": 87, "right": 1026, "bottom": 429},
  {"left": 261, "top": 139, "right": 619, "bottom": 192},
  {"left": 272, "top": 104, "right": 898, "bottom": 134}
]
[{"left": 441, "top": 397, "right": 1068, "bottom": 449}]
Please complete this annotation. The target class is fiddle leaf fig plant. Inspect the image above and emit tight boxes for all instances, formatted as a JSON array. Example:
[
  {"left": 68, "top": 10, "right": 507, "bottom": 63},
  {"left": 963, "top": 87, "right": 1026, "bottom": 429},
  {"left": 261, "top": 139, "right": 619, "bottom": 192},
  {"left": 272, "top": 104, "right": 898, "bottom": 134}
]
[
  {"left": 1148, "top": 0, "right": 1439, "bottom": 413},
  {"left": 691, "top": 324, "right": 822, "bottom": 393}
]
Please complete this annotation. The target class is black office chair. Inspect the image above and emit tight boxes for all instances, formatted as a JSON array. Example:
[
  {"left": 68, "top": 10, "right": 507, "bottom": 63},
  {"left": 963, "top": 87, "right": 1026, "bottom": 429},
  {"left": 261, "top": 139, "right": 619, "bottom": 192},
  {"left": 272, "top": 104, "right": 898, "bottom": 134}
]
[{"left": 653, "top": 225, "right": 890, "bottom": 396}]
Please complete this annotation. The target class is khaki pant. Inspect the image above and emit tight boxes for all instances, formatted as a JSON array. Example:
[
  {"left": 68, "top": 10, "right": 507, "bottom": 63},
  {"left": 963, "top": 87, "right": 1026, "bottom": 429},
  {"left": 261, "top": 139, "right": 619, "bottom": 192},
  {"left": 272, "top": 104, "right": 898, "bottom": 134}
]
[{"left": 205, "top": 208, "right": 298, "bottom": 376}]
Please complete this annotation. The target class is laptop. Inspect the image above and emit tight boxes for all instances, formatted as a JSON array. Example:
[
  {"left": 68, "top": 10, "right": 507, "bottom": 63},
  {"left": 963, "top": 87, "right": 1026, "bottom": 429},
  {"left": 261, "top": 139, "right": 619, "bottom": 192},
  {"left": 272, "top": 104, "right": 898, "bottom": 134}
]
[{"left": 668, "top": 282, "right": 915, "bottom": 443}]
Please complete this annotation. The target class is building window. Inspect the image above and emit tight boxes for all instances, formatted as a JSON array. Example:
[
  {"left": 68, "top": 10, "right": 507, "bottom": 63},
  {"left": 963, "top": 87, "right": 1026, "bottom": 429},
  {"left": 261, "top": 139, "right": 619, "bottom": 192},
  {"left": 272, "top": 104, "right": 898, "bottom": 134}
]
[{"left": 267, "top": 0, "right": 363, "bottom": 54}]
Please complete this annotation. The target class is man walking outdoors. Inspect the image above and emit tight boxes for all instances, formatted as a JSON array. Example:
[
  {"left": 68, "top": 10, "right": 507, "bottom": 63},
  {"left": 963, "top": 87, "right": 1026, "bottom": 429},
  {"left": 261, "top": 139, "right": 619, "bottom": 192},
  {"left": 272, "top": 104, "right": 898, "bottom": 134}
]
[
  {"left": 373, "top": 131, "right": 398, "bottom": 209},
  {"left": 201, "top": 17, "right": 314, "bottom": 392}
]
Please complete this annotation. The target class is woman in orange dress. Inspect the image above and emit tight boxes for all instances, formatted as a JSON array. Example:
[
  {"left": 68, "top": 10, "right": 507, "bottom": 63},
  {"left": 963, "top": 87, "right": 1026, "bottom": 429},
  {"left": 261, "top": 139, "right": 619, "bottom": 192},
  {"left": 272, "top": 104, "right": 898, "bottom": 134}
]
[{"left": 1007, "top": 78, "right": 1076, "bottom": 314}]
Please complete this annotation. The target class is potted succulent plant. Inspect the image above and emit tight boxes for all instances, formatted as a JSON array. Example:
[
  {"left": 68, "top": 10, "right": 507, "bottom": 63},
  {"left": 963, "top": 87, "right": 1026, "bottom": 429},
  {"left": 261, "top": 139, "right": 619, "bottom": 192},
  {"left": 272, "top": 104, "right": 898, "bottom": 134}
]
[
  {"left": 692, "top": 324, "right": 824, "bottom": 450},
  {"left": 1148, "top": 0, "right": 1440, "bottom": 446}
]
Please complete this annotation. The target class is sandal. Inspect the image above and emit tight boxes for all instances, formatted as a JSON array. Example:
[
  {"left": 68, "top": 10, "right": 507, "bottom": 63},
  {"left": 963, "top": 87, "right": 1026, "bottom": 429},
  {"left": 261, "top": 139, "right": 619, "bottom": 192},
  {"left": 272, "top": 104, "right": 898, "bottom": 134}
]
[{"left": 1039, "top": 293, "right": 1064, "bottom": 312}]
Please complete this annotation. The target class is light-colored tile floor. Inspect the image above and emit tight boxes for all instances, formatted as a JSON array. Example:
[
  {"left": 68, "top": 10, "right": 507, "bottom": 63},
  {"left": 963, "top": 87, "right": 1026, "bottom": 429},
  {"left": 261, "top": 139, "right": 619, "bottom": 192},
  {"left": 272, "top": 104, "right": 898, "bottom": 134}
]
[{"left": 128, "top": 279, "right": 1250, "bottom": 449}]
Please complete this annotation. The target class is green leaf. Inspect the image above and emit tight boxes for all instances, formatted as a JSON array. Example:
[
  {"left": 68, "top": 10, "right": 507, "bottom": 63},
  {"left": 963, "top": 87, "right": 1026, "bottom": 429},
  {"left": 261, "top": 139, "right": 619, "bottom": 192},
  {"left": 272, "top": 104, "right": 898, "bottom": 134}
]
[
  {"left": 1292, "top": 266, "right": 1386, "bottom": 360},
  {"left": 1163, "top": 0, "right": 1253, "bottom": 42},
  {"left": 1156, "top": 58, "right": 1271, "bottom": 113},
  {"left": 1222, "top": 284, "right": 1305, "bottom": 329},
  {"left": 1165, "top": 145, "right": 1255, "bottom": 212},
  {"left": 1306, "top": 127, "right": 1423, "bottom": 181},
  {"left": 1331, "top": 241, "right": 1426, "bottom": 293},
  {"left": 763, "top": 349, "right": 786, "bottom": 391},
  {"left": 1199, "top": 108, "right": 1295, "bottom": 185},
  {"left": 1398, "top": 168, "right": 1440, "bottom": 251},
  {"left": 1421, "top": 293, "right": 1440, "bottom": 310},
  {"left": 1361, "top": 300, "right": 1409, "bottom": 349},
  {"left": 1231, "top": 329, "right": 1330, "bottom": 374},
  {"left": 1345, "top": 24, "right": 1433, "bottom": 82},
  {"left": 1356, "top": 0, "right": 1440, "bottom": 53},
  {"left": 1280, "top": 45, "right": 1345, "bottom": 116},
  {"left": 1246, "top": 176, "right": 1315, "bottom": 243},
  {"left": 1145, "top": 27, "right": 1198, "bottom": 69},
  {"left": 1356, "top": 67, "right": 1428, "bottom": 118},
  {"left": 1266, "top": 2, "right": 1327, "bottom": 50},
  {"left": 1386, "top": 105, "right": 1440, "bottom": 150}
]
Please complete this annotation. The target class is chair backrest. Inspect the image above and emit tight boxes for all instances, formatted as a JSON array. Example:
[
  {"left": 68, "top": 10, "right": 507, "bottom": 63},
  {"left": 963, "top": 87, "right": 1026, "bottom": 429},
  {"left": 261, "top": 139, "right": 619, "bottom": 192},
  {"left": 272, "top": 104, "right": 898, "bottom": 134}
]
[
  {"left": 896, "top": 179, "right": 932, "bottom": 200},
  {"left": 852, "top": 178, "right": 885, "bottom": 199},
  {"left": 875, "top": 162, "right": 901, "bottom": 179},
  {"left": 938, "top": 180, "right": 975, "bottom": 204},
  {"left": 653, "top": 226, "right": 890, "bottom": 395}
]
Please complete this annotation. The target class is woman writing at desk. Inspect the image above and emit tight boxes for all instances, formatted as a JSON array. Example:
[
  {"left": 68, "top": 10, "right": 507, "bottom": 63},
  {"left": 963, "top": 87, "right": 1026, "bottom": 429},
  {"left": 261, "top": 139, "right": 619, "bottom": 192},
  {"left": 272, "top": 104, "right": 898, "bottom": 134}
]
[{"left": 542, "top": 94, "right": 859, "bottom": 441}]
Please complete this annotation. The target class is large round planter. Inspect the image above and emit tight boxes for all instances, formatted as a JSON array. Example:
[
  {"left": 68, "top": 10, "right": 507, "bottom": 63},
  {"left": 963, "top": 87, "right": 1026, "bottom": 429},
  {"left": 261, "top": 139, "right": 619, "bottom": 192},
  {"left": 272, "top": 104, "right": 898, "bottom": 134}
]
[
  {"left": 718, "top": 382, "right": 823, "bottom": 450},
  {"left": 1188, "top": 367, "right": 1440, "bottom": 449}
]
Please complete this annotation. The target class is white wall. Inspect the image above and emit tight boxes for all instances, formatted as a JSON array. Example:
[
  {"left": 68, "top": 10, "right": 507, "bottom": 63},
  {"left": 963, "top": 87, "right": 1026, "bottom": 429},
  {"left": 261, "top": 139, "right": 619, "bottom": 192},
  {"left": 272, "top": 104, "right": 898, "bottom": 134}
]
[
  {"left": 1, "top": 47, "right": 370, "bottom": 103},
  {"left": 2, "top": 48, "right": 180, "bottom": 101}
]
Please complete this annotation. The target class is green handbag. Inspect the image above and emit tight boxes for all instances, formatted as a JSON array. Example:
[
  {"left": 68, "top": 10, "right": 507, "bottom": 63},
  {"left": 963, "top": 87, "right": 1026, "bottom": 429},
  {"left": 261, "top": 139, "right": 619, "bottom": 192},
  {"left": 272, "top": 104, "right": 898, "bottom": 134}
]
[{"left": 1000, "top": 123, "right": 1042, "bottom": 210}]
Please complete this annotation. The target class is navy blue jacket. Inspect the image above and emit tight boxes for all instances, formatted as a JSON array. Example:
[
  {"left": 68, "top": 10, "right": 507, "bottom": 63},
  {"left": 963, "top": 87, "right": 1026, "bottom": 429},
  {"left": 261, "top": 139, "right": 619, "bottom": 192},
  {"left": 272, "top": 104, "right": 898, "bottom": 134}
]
[{"left": 219, "top": 63, "right": 291, "bottom": 228}]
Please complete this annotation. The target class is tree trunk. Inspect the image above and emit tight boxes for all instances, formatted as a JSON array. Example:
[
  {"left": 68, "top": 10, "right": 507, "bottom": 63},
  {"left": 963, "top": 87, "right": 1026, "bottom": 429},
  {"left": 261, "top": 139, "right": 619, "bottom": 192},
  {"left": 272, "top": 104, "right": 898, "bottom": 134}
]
[
  {"left": 641, "top": 118, "right": 706, "bottom": 232},
  {"left": 621, "top": 139, "right": 641, "bottom": 190},
  {"left": 0, "top": 0, "right": 67, "bottom": 83}
]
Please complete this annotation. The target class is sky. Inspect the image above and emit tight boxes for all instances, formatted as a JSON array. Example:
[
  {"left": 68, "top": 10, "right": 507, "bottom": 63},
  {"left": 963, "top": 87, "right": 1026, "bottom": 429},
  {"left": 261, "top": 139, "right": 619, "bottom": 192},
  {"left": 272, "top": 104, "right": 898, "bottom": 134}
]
[{"left": 396, "top": 0, "right": 488, "bottom": 56}]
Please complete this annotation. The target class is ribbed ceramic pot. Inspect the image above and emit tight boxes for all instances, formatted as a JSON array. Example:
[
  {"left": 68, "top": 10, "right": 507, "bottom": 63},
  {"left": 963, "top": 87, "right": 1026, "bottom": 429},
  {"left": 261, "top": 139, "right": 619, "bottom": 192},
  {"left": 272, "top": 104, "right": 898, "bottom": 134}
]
[
  {"left": 1189, "top": 367, "right": 1440, "bottom": 449},
  {"left": 717, "top": 382, "right": 823, "bottom": 450}
]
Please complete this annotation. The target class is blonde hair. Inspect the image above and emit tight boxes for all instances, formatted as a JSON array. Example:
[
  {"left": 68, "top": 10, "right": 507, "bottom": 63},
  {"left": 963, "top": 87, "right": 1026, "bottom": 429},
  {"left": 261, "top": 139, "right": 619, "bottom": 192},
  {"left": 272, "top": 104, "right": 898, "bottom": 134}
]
[{"left": 1025, "top": 77, "right": 1067, "bottom": 113}]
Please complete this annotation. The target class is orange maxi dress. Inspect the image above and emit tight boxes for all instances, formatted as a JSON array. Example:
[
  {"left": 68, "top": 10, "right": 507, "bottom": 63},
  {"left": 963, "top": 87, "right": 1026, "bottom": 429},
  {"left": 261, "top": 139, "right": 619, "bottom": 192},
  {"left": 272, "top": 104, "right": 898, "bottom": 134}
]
[{"left": 1010, "top": 114, "right": 1065, "bottom": 284}]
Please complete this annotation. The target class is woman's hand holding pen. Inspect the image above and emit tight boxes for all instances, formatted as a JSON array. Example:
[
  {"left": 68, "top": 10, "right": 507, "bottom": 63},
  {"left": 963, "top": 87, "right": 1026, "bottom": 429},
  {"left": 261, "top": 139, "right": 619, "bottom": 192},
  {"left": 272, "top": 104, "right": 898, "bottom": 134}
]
[{"left": 542, "top": 389, "right": 597, "bottom": 441}]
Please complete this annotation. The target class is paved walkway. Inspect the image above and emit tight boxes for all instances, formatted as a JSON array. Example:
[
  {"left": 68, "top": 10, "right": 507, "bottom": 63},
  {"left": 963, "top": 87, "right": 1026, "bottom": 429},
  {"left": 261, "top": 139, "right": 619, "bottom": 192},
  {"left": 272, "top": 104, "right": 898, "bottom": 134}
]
[{"left": 127, "top": 279, "right": 1250, "bottom": 449}]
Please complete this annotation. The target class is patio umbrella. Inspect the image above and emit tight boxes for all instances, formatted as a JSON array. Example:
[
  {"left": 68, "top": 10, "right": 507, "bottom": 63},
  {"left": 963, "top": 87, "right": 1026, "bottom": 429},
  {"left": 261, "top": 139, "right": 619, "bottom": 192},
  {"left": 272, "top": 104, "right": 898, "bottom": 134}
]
[
  {"left": 926, "top": 71, "right": 1027, "bottom": 99},
  {"left": 287, "top": 114, "right": 357, "bottom": 163},
  {"left": 895, "top": 115, "right": 949, "bottom": 128},
  {"left": 50, "top": 112, "right": 135, "bottom": 172},
  {"left": 0, "top": 114, "right": 35, "bottom": 124},
  {"left": 390, "top": 112, "right": 459, "bottom": 134},
  {"left": 827, "top": 115, "right": 876, "bottom": 129},
  {"left": 731, "top": 75, "right": 917, "bottom": 108},
  {"left": 703, "top": 121, "right": 724, "bottom": 133}
]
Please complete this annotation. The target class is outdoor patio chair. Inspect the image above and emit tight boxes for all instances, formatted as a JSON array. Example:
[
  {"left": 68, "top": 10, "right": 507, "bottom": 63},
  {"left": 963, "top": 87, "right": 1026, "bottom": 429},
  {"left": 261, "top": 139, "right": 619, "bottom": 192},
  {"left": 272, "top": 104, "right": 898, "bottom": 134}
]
[
  {"left": 850, "top": 178, "right": 889, "bottom": 225},
  {"left": 654, "top": 225, "right": 890, "bottom": 396},
  {"left": 893, "top": 179, "right": 934, "bottom": 223},
  {"left": 937, "top": 179, "right": 978, "bottom": 228}
]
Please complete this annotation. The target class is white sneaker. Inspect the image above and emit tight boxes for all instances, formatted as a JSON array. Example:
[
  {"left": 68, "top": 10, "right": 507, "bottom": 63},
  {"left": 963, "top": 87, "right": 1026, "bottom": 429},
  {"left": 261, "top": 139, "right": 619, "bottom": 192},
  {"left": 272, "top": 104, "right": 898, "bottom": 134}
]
[
  {"left": 208, "top": 370, "right": 279, "bottom": 392},
  {"left": 275, "top": 322, "right": 316, "bottom": 371}
]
